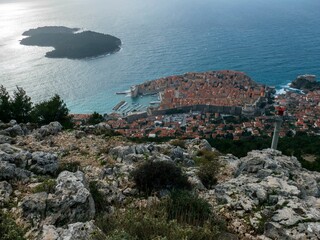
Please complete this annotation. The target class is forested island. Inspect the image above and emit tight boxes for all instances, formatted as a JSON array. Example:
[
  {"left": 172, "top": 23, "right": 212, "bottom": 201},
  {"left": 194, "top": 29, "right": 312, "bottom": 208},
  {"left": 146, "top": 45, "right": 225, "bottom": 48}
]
[{"left": 20, "top": 26, "right": 121, "bottom": 59}]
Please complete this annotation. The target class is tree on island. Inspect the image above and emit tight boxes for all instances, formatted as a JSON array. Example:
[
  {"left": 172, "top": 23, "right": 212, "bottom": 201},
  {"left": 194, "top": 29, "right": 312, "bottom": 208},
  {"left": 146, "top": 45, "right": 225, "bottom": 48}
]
[{"left": 31, "top": 94, "right": 73, "bottom": 128}]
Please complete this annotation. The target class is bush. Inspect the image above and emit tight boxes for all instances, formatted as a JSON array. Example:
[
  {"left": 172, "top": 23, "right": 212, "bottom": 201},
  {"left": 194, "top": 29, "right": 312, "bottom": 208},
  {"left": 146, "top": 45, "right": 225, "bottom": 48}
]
[
  {"left": 57, "top": 161, "right": 81, "bottom": 174},
  {"left": 131, "top": 161, "right": 191, "bottom": 195},
  {"left": 166, "top": 190, "right": 212, "bottom": 226},
  {"left": 88, "top": 112, "right": 105, "bottom": 125},
  {"left": 193, "top": 150, "right": 221, "bottom": 188},
  {"left": 0, "top": 211, "right": 25, "bottom": 240},
  {"left": 197, "top": 161, "right": 220, "bottom": 189},
  {"left": 194, "top": 149, "right": 220, "bottom": 165}
]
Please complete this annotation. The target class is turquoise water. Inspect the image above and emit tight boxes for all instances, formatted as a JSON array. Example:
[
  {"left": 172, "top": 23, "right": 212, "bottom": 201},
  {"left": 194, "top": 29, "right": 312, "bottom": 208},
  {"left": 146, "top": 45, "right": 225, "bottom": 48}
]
[{"left": 1, "top": 0, "right": 320, "bottom": 113}]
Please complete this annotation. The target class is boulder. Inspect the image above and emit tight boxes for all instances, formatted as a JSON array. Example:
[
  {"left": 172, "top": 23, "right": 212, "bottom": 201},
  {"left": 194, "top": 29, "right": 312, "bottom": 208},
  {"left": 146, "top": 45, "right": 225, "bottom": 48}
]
[
  {"left": 35, "top": 122, "right": 63, "bottom": 139},
  {"left": 30, "top": 152, "right": 58, "bottom": 175},
  {"left": 20, "top": 171, "right": 95, "bottom": 227},
  {"left": 4, "top": 124, "right": 24, "bottom": 137},
  {"left": 0, "top": 135, "right": 13, "bottom": 144},
  {"left": 41, "top": 221, "right": 104, "bottom": 240},
  {"left": 20, "top": 192, "right": 48, "bottom": 226},
  {"left": 186, "top": 139, "right": 213, "bottom": 157},
  {"left": 0, "top": 181, "right": 12, "bottom": 206},
  {"left": 0, "top": 160, "right": 16, "bottom": 180},
  {"left": 214, "top": 149, "right": 320, "bottom": 239},
  {"left": 48, "top": 171, "right": 95, "bottom": 225},
  {"left": 170, "top": 146, "right": 184, "bottom": 160}
]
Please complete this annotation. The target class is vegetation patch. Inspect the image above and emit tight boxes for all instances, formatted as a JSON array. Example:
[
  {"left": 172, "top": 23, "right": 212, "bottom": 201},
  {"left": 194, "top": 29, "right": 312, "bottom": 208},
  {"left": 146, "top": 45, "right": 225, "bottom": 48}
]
[
  {"left": 32, "top": 179, "right": 56, "bottom": 194},
  {"left": 57, "top": 161, "right": 81, "bottom": 174},
  {"left": 131, "top": 161, "right": 191, "bottom": 195},
  {"left": 193, "top": 150, "right": 221, "bottom": 188},
  {"left": 166, "top": 190, "right": 212, "bottom": 226},
  {"left": 95, "top": 199, "right": 225, "bottom": 240},
  {"left": 0, "top": 211, "right": 25, "bottom": 240}
]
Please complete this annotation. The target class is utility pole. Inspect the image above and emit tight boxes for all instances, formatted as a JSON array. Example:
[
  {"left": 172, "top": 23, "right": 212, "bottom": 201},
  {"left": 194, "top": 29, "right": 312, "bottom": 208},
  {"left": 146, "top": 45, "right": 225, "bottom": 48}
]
[{"left": 271, "top": 106, "right": 285, "bottom": 150}]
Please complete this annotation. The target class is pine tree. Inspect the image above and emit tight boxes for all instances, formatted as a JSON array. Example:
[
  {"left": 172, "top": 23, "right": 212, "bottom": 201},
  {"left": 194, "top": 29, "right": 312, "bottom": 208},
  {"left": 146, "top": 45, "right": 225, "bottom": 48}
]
[
  {"left": 11, "top": 86, "right": 32, "bottom": 123},
  {"left": 31, "top": 94, "right": 72, "bottom": 128},
  {"left": 0, "top": 85, "right": 12, "bottom": 122}
]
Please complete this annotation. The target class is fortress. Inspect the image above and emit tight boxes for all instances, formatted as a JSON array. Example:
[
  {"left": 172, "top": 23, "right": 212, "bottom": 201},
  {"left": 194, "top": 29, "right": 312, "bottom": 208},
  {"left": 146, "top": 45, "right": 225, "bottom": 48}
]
[{"left": 130, "top": 70, "right": 273, "bottom": 117}]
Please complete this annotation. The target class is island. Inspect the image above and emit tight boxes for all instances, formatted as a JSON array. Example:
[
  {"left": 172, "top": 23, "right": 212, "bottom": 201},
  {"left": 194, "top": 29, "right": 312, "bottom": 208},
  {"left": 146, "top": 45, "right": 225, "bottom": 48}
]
[{"left": 20, "top": 26, "right": 121, "bottom": 59}]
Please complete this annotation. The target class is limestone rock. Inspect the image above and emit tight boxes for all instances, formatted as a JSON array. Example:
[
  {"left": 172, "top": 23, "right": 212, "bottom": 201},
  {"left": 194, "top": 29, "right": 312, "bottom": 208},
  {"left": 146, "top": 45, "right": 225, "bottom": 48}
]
[
  {"left": 20, "top": 171, "right": 95, "bottom": 227},
  {"left": 30, "top": 152, "right": 58, "bottom": 175},
  {"left": 35, "top": 122, "right": 63, "bottom": 139},
  {"left": 0, "top": 181, "right": 12, "bottom": 206},
  {"left": 48, "top": 171, "right": 95, "bottom": 225},
  {"left": 40, "top": 221, "right": 104, "bottom": 240},
  {"left": 20, "top": 192, "right": 48, "bottom": 226},
  {"left": 0, "top": 135, "right": 13, "bottom": 144},
  {"left": 214, "top": 149, "right": 320, "bottom": 239}
]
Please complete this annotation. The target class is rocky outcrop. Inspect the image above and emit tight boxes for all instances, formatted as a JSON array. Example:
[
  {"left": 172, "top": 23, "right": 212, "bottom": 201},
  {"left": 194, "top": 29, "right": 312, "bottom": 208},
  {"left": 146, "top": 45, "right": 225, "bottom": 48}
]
[
  {"left": 0, "top": 181, "right": 12, "bottom": 206},
  {"left": 30, "top": 152, "right": 58, "bottom": 175},
  {"left": 34, "top": 122, "right": 63, "bottom": 140},
  {"left": 290, "top": 74, "right": 320, "bottom": 92},
  {"left": 0, "top": 143, "right": 59, "bottom": 180},
  {"left": 40, "top": 221, "right": 104, "bottom": 240},
  {"left": 212, "top": 149, "right": 320, "bottom": 240},
  {"left": 0, "top": 135, "right": 13, "bottom": 144},
  {"left": 20, "top": 171, "right": 95, "bottom": 227},
  {"left": 0, "top": 120, "right": 30, "bottom": 137},
  {"left": 0, "top": 159, "right": 32, "bottom": 181}
]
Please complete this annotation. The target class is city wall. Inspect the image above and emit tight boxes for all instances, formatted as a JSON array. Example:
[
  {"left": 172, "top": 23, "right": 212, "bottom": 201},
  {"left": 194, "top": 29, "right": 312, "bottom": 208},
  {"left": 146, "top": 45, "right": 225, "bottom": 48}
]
[{"left": 149, "top": 105, "right": 242, "bottom": 116}]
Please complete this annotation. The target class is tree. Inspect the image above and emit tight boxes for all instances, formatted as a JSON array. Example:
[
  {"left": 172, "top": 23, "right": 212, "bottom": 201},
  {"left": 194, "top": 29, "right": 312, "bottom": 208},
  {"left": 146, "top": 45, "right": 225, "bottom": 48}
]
[
  {"left": 87, "top": 111, "right": 104, "bottom": 125},
  {"left": 0, "top": 85, "right": 11, "bottom": 122},
  {"left": 31, "top": 94, "right": 72, "bottom": 128},
  {"left": 11, "top": 86, "right": 32, "bottom": 123}
]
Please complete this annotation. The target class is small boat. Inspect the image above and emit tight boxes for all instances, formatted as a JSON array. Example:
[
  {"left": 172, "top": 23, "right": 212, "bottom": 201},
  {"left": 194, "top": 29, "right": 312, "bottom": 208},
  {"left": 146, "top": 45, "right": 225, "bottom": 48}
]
[
  {"left": 116, "top": 90, "right": 131, "bottom": 95},
  {"left": 150, "top": 101, "right": 161, "bottom": 105}
]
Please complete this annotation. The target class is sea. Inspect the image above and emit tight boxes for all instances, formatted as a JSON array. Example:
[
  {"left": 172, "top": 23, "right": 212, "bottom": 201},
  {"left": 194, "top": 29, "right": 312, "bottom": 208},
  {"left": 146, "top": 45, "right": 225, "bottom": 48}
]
[{"left": 1, "top": 0, "right": 320, "bottom": 114}]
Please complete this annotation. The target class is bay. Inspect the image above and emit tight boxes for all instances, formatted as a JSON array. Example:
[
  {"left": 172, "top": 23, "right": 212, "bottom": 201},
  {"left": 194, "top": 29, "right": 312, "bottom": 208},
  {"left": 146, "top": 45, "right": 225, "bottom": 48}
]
[{"left": 1, "top": 0, "right": 320, "bottom": 113}]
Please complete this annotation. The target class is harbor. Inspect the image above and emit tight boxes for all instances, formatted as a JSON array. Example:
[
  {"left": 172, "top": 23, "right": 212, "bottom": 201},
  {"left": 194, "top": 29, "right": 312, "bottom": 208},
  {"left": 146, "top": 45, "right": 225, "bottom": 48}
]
[{"left": 112, "top": 101, "right": 148, "bottom": 116}]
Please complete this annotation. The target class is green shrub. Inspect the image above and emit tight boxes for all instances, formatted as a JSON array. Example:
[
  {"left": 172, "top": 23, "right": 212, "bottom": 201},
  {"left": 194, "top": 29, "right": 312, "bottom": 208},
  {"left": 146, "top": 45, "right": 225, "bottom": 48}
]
[
  {"left": 32, "top": 179, "right": 56, "bottom": 194},
  {"left": 166, "top": 190, "right": 212, "bottom": 226},
  {"left": 0, "top": 211, "right": 25, "bottom": 240},
  {"left": 193, "top": 150, "right": 220, "bottom": 188},
  {"left": 194, "top": 149, "right": 220, "bottom": 165},
  {"left": 197, "top": 161, "right": 220, "bottom": 189},
  {"left": 131, "top": 161, "right": 191, "bottom": 195},
  {"left": 57, "top": 161, "right": 81, "bottom": 174},
  {"left": 88, "top": 112, "right": 105, "bottom": 125}
]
